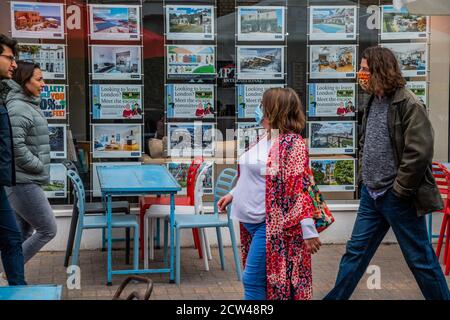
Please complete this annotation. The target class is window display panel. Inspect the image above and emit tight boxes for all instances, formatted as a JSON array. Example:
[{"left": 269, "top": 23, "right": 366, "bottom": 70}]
[
  {"left": 380, "top": 43, "right": 428, "bottom": 77},
  {"left": 236, "top": 45, "right": 285, "bottom": 80},
  {"left": 167, "top": 122, "right": 216, "bottom": 157},
  {"left": 308, "top": 121, "right": 356, "bottom": 155},
  {"left": 406, "top": 81, "right": 427, "bottom": 105},
  {"left": 309, "top": 45, "right": 357, "bottom": 79},
  {"left": 237, "top": 84, "right": 285, "bottom": 119},
  {"left": 237, "top": 6, "right": 286, "bottom": 41},
  {"left": 308, "top": 83, "right": 356, "bottom": 117},
  {"left": 92, "top": 84, "right": 143, "bottom": 120},
  {"left": 91, "top": 45, "right": 142, "bottom": 80},
  {"left": 381, "top": 5, "right": 428, "bottom": 40},
  {"left": 167, "top": 45, "right": 216, "bottom": 77},
  {"left": 40, "top": 85, "right": 66, "bottom": 119},
  {"left": 166, "top": 84, "right": 215, "bottom": 119},
  {"left": 17, "top": 44, "right": 66, "bottom": 80},
  {"left": 43, "top": 164, "right": 67, "bottom": 198},
  {"left": 166, "top": 5, "right": 215, "bottom": 41},
  {"left": 309, "top": 158, "right": 356, "bottom": 192},
  {"left": 309, "top": 6, "right": 357, "bottom": 41},
  {"left": 92, "top": 124, "right": 142, "bottom": 158},
  {"left": 166, "top": 161, "right": 214, "bottom": 195},
  {"left": 237, "top": 122, "right": 267, "bottom": 156},
  {"left": 48, "top": 124, "right": 67, "bottom": 159}
]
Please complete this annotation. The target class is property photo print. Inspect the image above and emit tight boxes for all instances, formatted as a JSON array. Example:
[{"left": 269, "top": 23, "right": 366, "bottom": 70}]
[
  {"left": 91, "top": 45, "right": 141, "bottom": 80},
  {"left": 92, "top": 163, "right": 140, "bottom": 197},
  {"left": 310, "top": 45, "right": 356, "bottom": 79},
  {"left": 237, "top": 46, "right": 284, "bottom": 80},
  {"left": 166, "top": 84, "right": 215, "bottom": 119},
  {"left": 406, "top": 81, "right": 427, "bottom": 105},
  {"left": 237, "top": 84, "right": 284, "bottom": 119},
  {"left": 92, "top": 84, "right": 142, "bottom": 120},
  {"left": 48, "top": 124, "right": 66, "bottom": 159},
  {"left": 17, "top": 44, "right": 66, "bottom": 80},
  {"left": 166, "top": 5, "right": 214, "bottom": 40},
  {"left": 93, "top": 124, "right": 142, "bottom": 158},
  {"left": 237, "top": 122, "right": 267, "bottom": 156},
  {"left": 11, "top": 1, "right": 64, "bottom": 39},
  {"left": 308, "top": 83, "right": 356, "bottom": 117},
  {"left": 381, "top": 5, "right": 428, "bottom": 40},
  {"left": 308, "top": 121, "right": 356, "bottom": 155},
  {"left": 43, "top": 164, "right": 67, "bottom": 199},
  {"left": 89, "top": 4, "right": 140, "bottom": 40},
  {"left": 237, "top": 6, "right": 285, "bottom": 41},
  {"left": 168, "top": 123, "right": 215, "bottom": 157},
  {"left": 167, "top": 162, "right": 214, "bottom": 195},
  {"left": 310, "top": 6, "right": 357, "bottom": 41},
  {"left": 381, "top": 43, "right": 428, "bottom": 77},
  {"left": 167, "top": 45, "right": 216, "bottom": 77},
  {"left": 310, "top": 158, "right": 355, "bottom": 192},
  {"left": 40, "top": 85, "right": 66, "bottom": 119}
]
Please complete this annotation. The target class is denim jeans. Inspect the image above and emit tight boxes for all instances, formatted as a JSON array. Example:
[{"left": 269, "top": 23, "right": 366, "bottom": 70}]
[
  {"left": 0, "top": 186, "right": 26, "bottom": 285},
  {"left": 325, "top": 186, "right": 450, "bottom": 300},
  {"left": 5, "top": 183, "right": 57, "bottom": 264},
  {"left": 242, "top": 222, "right": 266, "bottom": 300}
]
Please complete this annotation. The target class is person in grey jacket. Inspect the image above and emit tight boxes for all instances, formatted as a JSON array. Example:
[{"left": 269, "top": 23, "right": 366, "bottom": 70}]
[{"left": 4, "top": 61, "right": 57, "bottom": 264}]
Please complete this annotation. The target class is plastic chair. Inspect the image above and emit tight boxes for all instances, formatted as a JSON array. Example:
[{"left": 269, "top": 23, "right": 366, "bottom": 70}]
[
  {"left": 427, "top": 162, "right": 449, "bottom": 243},
  {"left": 138, "top": 157, "right": 204, "bottom": 259},
  {"left": 173, "top": 168, "right": 242, "bottom": 284},
  {"left": 143, "top": 163, "right": 213, "bottom": 269},
  {"left": 66, "top": 169, "right": 140, "bottom": 272},
  {"left": 433, "top": 163, "right": 450, "bottom": 275},
  {"left": 62, "top": 160, "right": 131, "bottom": 267},
  {"left": 112, "top": 276, "right": 153, "bottom": 300}
]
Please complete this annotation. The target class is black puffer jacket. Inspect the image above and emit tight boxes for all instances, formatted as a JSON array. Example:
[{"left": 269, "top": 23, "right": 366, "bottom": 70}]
[{"left": 0, "top": 81, "right": 15, "bottom": 186}]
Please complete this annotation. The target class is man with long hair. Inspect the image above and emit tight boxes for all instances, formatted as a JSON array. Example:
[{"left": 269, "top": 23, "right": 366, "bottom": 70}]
[
  {"left": 325, "top": 46, "right": 449, "bottom": 300},
  {"left": 0, "top": 34, "right": 26, "bottom": 285}
]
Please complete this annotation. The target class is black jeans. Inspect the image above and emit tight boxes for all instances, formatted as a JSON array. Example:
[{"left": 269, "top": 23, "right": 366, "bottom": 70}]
[
  {"left": 0, "top": 186, "right": 26, "bottom": 285},
  {"left": 325, "top": 185, "right": 450, "bottom": 300}
]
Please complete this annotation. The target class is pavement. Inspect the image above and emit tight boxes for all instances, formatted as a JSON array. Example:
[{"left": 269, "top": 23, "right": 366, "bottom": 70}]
[{"left": 23, "top": 244, "right": 450, "bottom": 300}]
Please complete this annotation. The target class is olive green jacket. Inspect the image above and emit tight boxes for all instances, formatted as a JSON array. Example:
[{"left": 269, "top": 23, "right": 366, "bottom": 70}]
[{"left": 359, "top": 87, "right": 444, "bottom": 216}]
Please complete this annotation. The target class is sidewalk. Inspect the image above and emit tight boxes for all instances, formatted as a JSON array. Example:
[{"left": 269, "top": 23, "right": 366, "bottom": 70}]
[{"left": 24, "top": 244, "right": 450, "bottom": 300}]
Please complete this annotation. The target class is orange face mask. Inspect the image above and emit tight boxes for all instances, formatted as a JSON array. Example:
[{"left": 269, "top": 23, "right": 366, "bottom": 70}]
[{"left": 357, "top": 70, "right": 371, "bottom": 92}]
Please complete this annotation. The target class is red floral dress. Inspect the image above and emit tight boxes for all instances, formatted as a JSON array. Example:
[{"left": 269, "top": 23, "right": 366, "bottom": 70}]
[{"left": 239, "top": 133, "right": 315, "bottom": 300}]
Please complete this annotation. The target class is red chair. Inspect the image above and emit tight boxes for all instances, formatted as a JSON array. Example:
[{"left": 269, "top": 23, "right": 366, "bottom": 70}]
[
  {"left": 138, "top": 157, "right": 204, "bottom": 259},
  {"left": 433, "top": 163, "right": 450, "bottom": 275}
]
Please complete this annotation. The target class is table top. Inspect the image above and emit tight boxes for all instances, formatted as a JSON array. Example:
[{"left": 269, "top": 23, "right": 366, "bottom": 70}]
[
  {"left": 0, "top": 285, "right": 62, "bottom": 300},
  {"left": 97, "top": 165, "right": 181, "bottom": 193}
]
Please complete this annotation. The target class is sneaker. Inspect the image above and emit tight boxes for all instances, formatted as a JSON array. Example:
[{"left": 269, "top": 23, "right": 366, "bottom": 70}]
[{"left": 0, "top": 272, "right": 8, "bottom": 286}]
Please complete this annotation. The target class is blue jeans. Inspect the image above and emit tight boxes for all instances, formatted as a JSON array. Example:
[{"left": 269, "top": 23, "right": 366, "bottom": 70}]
[
  {"left": 0, "top": 186, "right": 26, "bottom": 285},
  {"left": 325, "top": 186, "right": 450, "bottom": 300},
  {"left": 242, "top": 222, "right": 266, "bottom": 300}
]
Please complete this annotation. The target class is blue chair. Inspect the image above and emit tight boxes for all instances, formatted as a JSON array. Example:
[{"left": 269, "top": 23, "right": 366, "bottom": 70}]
[
  {"left": 67, "top": 169, "right": 140, "bottom": 273},
  {"left": 173, "top": 168, "right": 242, "bottom": 285},
  {"left": 0, "top": 285, "right": 62, "bottom": 300}
]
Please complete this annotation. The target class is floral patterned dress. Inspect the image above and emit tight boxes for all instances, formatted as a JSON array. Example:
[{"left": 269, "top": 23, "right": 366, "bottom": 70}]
[{"left": 239, "top": 133, "right": 315, "bottom": 300}]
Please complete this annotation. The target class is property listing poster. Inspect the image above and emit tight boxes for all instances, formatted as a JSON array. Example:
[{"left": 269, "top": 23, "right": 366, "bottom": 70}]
[
  {"left": 310, "top": 45, "right": 356, "bottom": 79},
  {"left": 381, "top": 5, "right": 428, "bottom": 40},
  {"left": 308, "top": 83, "right": 356, "bottom": 117},
  {"left": 381, "top": 43, "right": 428, "bottom": 77},
  {"left": 166, "top": 5, "right": 215, "bottom": 41},
  {"left": 237, "top": 6, "right": 286, "bottom": 41},
  {"left": 310, "top": 158, "right": 356, "bottom": 192},
  {"left": 11, "top": 1, "right": 65, "bottom": 39},
  {"left": 406, "top": 81, "right": 427, "bottom": 105},
  {"left": 167, "top": 161, "right": 214, "bottom": 195},
  {"left": 92, "top": 84, "right": 142, "bottom": 120},
  {"left": 308, "top": 121, "right": 356, "bottom": 155},
  {"left": 167, "top": 45, "right": 216, "bottom": 77},
  {"left": 309, "top": 6, "right": 357, "bottom": 41},
  {"left": 40, "top": 85, "right": 66, "bottom": 119},
  {"left": 168, "top": 122, "right": 215, "bottom": 157},
  {"left": 237, "top": 84, "right": 285, "bottom": 119},
  {"left": 43, "top": 164, "right": 67, "bottom": 198},
  {"left": 48, "top": 124, "right": 67, "bottom": 159},
  {"left": 166, "top": 84, "right": 215, "bottom": 119},
  {"left": 17, "top": 44, "right": 66, "bottom": 80},
  {"left": 92, "top": 162, "right": 141, "bottom": 197},
  {"left": 237, "top": 46, "right": 284, "bottom": 80},
  {"left": 237, "top": 122, "right": 267, "bottom": 156},
  {"left": 93, "top": 124, "right": 142, "bottom": 158},
  {"left": 91, "top": 45, "right": 142, "bottom": 80},
  {"left": 89, "top": 4, "right": 141, "bottom": 41}
]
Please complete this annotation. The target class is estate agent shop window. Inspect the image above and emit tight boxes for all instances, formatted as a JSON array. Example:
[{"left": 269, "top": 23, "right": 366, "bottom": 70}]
[{"left": 1, "top": 0, "right": 449, "bottom": 209}]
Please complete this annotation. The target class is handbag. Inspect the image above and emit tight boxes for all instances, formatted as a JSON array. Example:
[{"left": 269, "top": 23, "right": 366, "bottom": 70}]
[{"left": 305, "top": 166, "right": 335, "bottom": 233}]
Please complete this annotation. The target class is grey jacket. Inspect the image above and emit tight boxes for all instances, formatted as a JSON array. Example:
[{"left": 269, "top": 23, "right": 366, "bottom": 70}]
[{"left": 5, "top": 80, "right": 50, "bottom": 185}]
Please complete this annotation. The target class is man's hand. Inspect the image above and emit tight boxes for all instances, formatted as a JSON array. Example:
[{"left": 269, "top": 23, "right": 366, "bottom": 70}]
[
  {"left": 217, "top": 193, "right": 233, "bottom": 213},
  {"left": 305, "top": 237, "right": 322, "bottom": 254}
]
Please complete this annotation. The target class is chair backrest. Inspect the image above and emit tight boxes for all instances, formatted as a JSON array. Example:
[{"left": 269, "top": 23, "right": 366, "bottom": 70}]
[
  {"left": 432, "top": 162, "right": 449, "bottom": 200},
  {"left": 66, "top": 169, "right": 86, "bottom": 226},
  {"left": 213, "top": 168, "right": 238, "bottom": 217},
  {"left": 186, "top": 156, "right": 204, "bottom": 205},
  {"left": 192, "top": 162, "right": 213, "bottom": 215}
]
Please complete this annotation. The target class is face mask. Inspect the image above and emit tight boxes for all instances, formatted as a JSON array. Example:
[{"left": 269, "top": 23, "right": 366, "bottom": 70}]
[
  {"left": 254, "top": 103, "right": 264, "bottom": 126},
  {"left": 357, "top": 70, "right": 371, "bottom": 92}
]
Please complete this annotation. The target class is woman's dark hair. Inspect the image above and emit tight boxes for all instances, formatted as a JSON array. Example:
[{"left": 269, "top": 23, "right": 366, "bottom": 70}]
[
  {"left": 0, "top": 34, "right": 17, "bottom": 55},
  {"left": 362, "top": 46, "right": 406, "bottom": 95},
  {"left": 13, "top": 60, "right": 40, "bottom": 95}
]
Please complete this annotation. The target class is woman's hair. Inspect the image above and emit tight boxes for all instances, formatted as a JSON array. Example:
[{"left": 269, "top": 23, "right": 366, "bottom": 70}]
[
  {"left": 261, "top": 87, "right": 306, "bottom": 134},
  {"left": 362, "top": 46, "right": 406, "bottom": 95},
  {"left": 13, "top": 60, "right": 40, "bottom": 95}
]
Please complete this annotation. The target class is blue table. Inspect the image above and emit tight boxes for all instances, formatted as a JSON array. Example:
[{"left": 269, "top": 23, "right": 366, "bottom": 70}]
[
  {"left": 97, "top": 165, "right": 181, "bottom": 285},
  {"left": 0, "top": 285, "right": 62, "bottom": 300}
]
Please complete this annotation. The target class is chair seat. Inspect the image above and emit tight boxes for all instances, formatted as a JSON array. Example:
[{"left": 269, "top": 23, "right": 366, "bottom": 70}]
[
  {"left": 174, "top": 214, "right": 228, "bottom": 229},
  {"left": 85, "top": 201, "right": 130, "bottom": 214},
  {"left": 145, "top": 205, "right": 196, "bottom": 218},
  {"left": 84, "top": 214, "right": 139, "bottom": 229}
]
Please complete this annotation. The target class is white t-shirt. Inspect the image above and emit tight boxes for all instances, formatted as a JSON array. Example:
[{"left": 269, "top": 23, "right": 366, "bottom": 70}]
[{"left": 229, "top": 136, "right": 319, "bottom": 239}]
